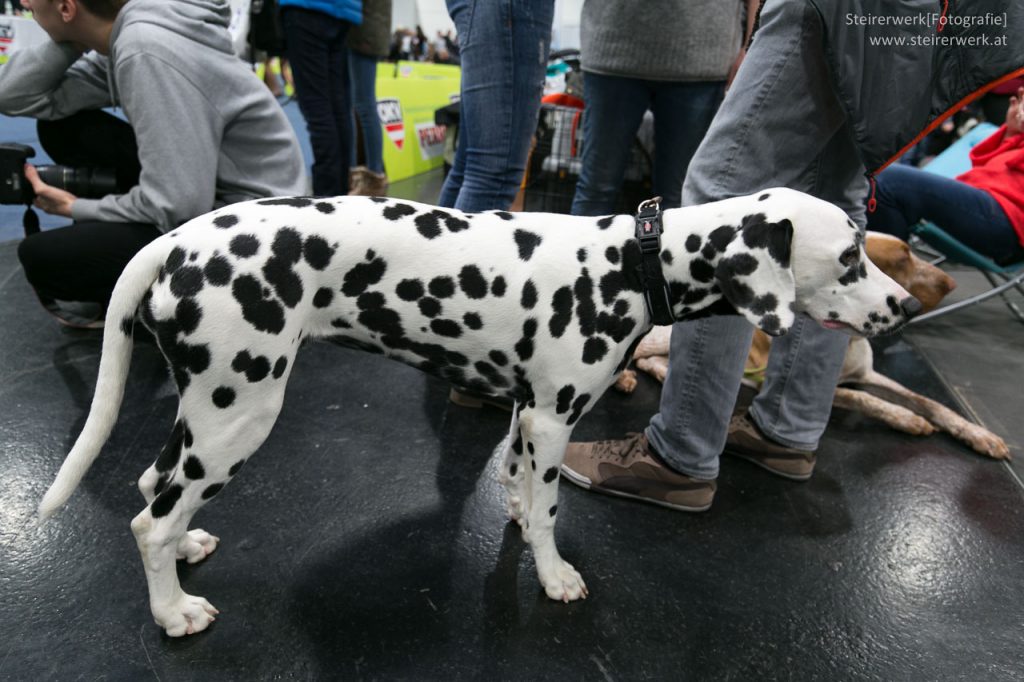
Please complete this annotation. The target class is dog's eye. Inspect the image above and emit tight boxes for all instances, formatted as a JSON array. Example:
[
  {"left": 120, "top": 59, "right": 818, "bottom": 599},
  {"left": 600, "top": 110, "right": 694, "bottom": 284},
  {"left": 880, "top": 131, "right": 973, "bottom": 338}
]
[{"left": 839, "top": 246, "right": 859, "bottom": 268}]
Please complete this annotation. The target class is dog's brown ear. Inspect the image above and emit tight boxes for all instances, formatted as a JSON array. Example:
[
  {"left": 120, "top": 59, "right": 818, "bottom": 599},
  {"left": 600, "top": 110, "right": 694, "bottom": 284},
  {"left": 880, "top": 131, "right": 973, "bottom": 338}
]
[{"left": 714, "top": 214, "right": 796, "bottom": 336}]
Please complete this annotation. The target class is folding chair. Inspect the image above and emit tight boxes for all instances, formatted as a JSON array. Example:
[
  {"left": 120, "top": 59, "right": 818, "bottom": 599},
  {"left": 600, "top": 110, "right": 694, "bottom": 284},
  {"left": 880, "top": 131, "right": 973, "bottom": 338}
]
[{"left": 907, "top": 122, "right": 1024, "bottom": 324}]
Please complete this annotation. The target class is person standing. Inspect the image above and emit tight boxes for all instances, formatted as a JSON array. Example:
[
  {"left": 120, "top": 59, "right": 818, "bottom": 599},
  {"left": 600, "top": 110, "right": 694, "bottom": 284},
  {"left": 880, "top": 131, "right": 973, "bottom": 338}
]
[{"left": 347, "top": 0, "right": 391, "bottom": 197}]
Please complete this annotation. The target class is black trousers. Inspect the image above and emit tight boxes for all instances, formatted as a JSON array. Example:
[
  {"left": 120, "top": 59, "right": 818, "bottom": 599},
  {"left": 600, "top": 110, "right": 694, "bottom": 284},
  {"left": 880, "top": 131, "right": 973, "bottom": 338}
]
[{"left": 17, "top": 110, "right": 160, "bottom": 306}]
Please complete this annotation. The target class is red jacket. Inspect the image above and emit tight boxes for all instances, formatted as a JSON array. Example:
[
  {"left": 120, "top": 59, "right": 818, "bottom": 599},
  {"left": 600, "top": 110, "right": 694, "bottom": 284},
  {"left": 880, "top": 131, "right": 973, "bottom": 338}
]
[{"left": 957, "top": 126, "right": 1024, "bottom": 246}]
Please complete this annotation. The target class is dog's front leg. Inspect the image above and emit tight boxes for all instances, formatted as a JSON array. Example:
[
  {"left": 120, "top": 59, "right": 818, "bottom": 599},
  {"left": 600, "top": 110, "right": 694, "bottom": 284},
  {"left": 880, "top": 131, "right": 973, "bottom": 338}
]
[
  {"left": 517, "top": 407, "right": 587, "bottom": 602},
  {"left": 498, "top": 404, "right": 528, "bottom": 524}
]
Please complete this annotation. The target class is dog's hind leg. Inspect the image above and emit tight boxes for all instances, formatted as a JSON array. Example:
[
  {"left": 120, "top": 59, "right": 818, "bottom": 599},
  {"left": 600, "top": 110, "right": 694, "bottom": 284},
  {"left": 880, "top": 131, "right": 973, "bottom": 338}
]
[
  {"left": 134, "top": 416, "right": 220, "bottom": 564},
  {"left": 516, "top": 406, "right": 587, "bottom": 602},
  {"left": 132, "top": 380, "right": 290, "bottom": 636},
  {"left": 498, "top": 404, "right": 527, "bottom": 524}
]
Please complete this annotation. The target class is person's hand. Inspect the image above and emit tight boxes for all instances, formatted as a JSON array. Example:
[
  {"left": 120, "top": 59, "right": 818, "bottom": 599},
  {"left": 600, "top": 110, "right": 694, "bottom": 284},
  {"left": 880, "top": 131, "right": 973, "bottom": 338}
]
[
  {"left": 1006, "top": 87, "right": 1024, "bottom": 137},
  {"left": 24, "top": 165, "right": 76, "bottom": 217},
  {"left": 726, "top": 47, "right": 746, "bottom": 90}
]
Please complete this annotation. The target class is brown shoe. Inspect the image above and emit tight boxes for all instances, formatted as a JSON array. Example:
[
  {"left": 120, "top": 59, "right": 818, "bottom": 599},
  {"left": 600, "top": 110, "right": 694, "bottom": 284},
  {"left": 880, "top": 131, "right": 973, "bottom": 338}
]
[
  {"left": 723, "top": 413, "right": 816, "bottom": 480},
  {"left": 448, "top": 387, "right": 514, "bottom": 412},
  {"left": 561, "top": 433, "right": 716, "bottom": 512},
  {"left": 348, "top": 167, "right": 388, "bottom": 197}
]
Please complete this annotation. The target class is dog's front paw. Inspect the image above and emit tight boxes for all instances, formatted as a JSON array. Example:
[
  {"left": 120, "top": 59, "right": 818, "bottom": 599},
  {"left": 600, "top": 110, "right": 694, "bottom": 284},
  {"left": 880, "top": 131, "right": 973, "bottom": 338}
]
[
  {"left": 613, "top": 369, "right": 638, "bottom": 394},
  {"left": 176, "top": 529, "right": 220, "bottom": 564},
  {"left": 154, "top": 594, "right": 219, "bottom": 637},
  {"left": 541, "top": 559, "right": 588, "bottom": 603}
]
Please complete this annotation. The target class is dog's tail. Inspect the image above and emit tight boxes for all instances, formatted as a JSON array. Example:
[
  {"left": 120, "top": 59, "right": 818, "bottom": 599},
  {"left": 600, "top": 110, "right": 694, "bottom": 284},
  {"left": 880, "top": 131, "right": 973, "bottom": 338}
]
[{"left": 37, "top": 236, "right": 172, "bottom": 522}]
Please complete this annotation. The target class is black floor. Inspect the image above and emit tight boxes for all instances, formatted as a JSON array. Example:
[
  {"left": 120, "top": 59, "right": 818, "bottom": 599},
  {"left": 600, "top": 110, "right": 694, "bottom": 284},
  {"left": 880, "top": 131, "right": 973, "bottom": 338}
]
[{"left": 1, "top": 235, "right": 1023, "bottom": 681}]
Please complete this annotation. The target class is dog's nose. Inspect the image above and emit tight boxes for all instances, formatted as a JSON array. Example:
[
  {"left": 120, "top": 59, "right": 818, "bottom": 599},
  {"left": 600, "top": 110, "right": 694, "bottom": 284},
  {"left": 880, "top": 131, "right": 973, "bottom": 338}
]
[{"left": 900, "top": 296, "right": 922, "bottom": 319}]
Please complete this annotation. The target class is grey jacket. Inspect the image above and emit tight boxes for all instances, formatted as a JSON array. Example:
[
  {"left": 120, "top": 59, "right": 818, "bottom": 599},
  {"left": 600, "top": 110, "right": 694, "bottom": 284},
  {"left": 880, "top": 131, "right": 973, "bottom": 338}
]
[{"left": 0, "top": 0, "right": 307, "bottom": 231}]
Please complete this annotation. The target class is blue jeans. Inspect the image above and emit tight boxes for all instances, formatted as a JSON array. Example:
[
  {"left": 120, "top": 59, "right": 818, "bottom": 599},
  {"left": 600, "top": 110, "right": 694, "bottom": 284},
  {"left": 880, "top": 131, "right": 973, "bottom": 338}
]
[
  {"left": 349, "top": 50, "right": 385, "bottom": 174},
  {"left": 647, "top": 0, "right": 864, "bottom": 479},
  {"left": 869, "top": 164, "right": 1024, "bottom": 264},
  {"left": 438, "top": 0, "right": 554, "bottom": 212},
  {"left": 571, "top": 74, "right": 724, "bottom": 215},
  {"left": 282, "top": 7, "right": 352, "bottom": 196}
]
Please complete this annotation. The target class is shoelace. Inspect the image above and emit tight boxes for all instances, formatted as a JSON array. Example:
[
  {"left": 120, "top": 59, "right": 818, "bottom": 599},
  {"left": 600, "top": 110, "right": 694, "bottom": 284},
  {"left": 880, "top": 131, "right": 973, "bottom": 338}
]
[{"left": 590, "top": 432, "right": 646, "bottom": 461}]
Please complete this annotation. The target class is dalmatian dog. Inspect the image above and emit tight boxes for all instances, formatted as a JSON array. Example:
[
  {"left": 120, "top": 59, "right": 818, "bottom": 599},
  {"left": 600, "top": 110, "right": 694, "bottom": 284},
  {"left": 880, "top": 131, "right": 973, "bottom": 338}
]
[{"left": 37, "top": 188, "right": 920, "bottom": 636}]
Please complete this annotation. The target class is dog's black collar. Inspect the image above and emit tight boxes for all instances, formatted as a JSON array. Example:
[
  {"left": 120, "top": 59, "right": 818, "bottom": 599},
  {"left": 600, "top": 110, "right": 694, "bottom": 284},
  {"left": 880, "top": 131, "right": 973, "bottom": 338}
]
[{"left": 633, "top": 197, "right": 676, "bottom": 326}]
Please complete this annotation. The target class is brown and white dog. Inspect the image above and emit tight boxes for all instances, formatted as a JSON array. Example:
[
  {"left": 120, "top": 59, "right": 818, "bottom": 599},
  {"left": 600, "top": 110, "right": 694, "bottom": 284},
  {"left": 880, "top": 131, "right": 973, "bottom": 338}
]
[{"left": 616, "top": 232, "right": 1011, "bottom": 460}]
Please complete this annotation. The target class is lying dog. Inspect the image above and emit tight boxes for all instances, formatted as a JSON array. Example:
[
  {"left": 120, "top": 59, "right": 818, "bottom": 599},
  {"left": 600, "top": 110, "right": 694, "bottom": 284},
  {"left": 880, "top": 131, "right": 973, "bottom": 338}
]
[
  {"left": 37, "top": 189, "right": 918, "bottom": 636},
  {"left": 616, "top": 232, "right": 1010, "bottom": 459}
]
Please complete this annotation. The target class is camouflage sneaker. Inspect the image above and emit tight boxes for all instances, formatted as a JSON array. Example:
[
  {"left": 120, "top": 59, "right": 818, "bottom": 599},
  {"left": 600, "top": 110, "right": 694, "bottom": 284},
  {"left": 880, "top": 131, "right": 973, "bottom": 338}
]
[
  {"left": 723, "top": 413, "right": 816, "bottom": 481},
  {"left": 561, "top": 432, "right": 716, "bottom": 512}
]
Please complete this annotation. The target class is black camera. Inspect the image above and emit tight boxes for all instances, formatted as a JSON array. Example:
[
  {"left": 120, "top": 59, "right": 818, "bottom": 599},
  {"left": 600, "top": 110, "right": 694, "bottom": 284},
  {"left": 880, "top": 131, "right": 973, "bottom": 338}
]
[{"left": 0, "top": 142, "right": 118, "bottom": 205}]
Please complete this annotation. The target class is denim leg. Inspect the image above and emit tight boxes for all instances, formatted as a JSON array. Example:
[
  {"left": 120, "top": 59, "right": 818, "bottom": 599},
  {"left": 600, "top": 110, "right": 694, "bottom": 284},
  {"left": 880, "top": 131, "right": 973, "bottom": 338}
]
[
  {"left": 648, "top": 81, "right": 724, "bottom": 209},
  {"left": 647, "top": 316, "right": 754, "bottom": 479},
  {"left": 869, "top": 164, "right": 1023, "bottom": 262},
  {"left": 650, "top": 0, "right": 865, "bottom": 470},
  {"left": 570, "top": 73, "right": 650, "bottom": 217},
  {"left": 283, "top": 8, "right": 352, "bottom": 196},
  {"left": 349, "top": 50, "right": 385, "bottom": 174},
  {"left": 439, "top": 0, "right": 554, "bottom": 212}
]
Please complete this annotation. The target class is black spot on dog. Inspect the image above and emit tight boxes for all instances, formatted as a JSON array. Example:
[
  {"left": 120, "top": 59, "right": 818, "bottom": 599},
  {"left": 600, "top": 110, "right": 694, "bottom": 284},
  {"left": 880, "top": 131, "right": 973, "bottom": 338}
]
[
  {"left": 489, "top": 350, "right": 508, "bottom": 366},
  {"left": 567, "top": 393, "right": 591, "bottom": 425},
  {"left": 543, "top": 467, "right": 558, "bottom": 483},
  {"left": 549, "top": 505, "right": 557, "bottom": 517},
  {"left": 574, "top": 270, "right": 597, "bottom": 337},
  {"left": 331, "top": 318, "right": 351, "bottom": 329},
  {"left": 886, "top": 296, "right": 901, "bottom": 316},
  {"left": 230, "top": 234, "right": 260, "bottom": 258},
  {"left": 414, "top": 211, "right": 443, "bottom": 239},
  {"left": 727, "top": 253, "right": 759, "bottom": 276},
  {"left": 741, "top": 214, "right": 793, "bottom": 267},
  {"left": 315, "top": 201, "right": 335, "bottom": 214},
  {"left": 685, "top": 235, "right": 701, "bottom": 253},
  {"left": 474, "top": 360, "right": 508, "bottom": 388},
  {"left": 521, "top": 280, "right": 538, "bottom": 309},
  {"left": 491, "top": 276, "right": 507, "bottom": 297},
  {"left": 595, "top": 311, "right": 636, "bottom": 343},
  {"left": 383, "top": 202, "right": 417, "bottom": 220},
  {"left": 459, "top": 265, "right": 488, "bottom": 299},
  {"left": 370, "top": 196, "right": 388, "bottom": 204},
  {"left": 760, "top": 313, "right": 782, "bottom": 336},
  {"left": 120, "top": 315, "right": 134, "bottom": 337},
  {"left": 419, "top": 297, "right": 442, "bottom": 317},
  {"left": 549, "top": 286, "right": 574, "bottom": 338},
  {"left": 512, "top": 433, "right": 524, "bottom": 455},
  {"left": 303, "top": 236, "right": 335, "bottom": 270},
  {"left": 582, "top": 337, "right": 608, "bottom": 364},
  {"left": 183, "top": 455, "right": 205, "bottom": 480},
  {"left": 750, "top": 293, "right": 779, "bottom": 316},
  {"left": 597, "top": 216, "right": 614, "bottom": 230},
  {"left": 204, "top": 255, "right": 233, "bottom": 286},
  {"left": 690, "top": 259, "right": 715, "bottom": 284},
  {"left": 708, "top": 225, "right": 735, "bottom": 253},
  {"left": 176, "top": 298, "right": 202, "bottom": 334},
  {"left": 396, "top": 279, "right": 424, "bottom": 301},
  {"left": 273, "top": 356, "right": 288, "bottom": 378},
  {"left": 232, "top": 351, "right": 271, "bottom": 382},
  {"left": 430, "top": 319, "right": 462, "bottom": 338},
  {"left": 429, "top": 276, "right": 456, "bottom": 299},
  {"left": 259, "top": 197, "right": 313, "bottom": 208},
  {"left": 509, "top": 462, "right": 518, "bottom": 476},
  {"left": 313, "top": 287, "right": 334, "bottom": 308},
  {"left": 263, "top": 228, "right": 305, "bottom": 307},
  {"left": 201, "top": 483, "right": 224, "bottom": 500},
  {"left": 556, "top": 385, "right": 575, "bottom": 414},
  {"left": 232, "top": 275, "right": 285, "bottom": 334},
  {"left": 342, "top": 256, "right": 387, "bottom": 297},
  {"left": 661, "top": 250, "right": 673, "bottom": 265},
  {"left": 170, "top": 265, "right": 204, "bottom": 298},
  {"left": 577, "top": 248, "right": 587, "bottom": 262},
  {"left": 758, "top": 193, "right": 770, "bottom": 201},
  {"left": 514, "top": 319, "right": 537, "bottom": 361},
  {"left": 229, "top": 459, "right": 246, "bottom": 476},
  {"left": 166, "top": 247, "right": 187, "bottom": 274},
  {"left": 493, "top": 211, "right": 514, "bottom": 221},
  {"left": 156, "top": 421, "right": 187, "bottom": 472},
  {"left": 213, "top": 387, "right": 235, "bottom": 408},
  {"left": 605, "top": 246, "right": 620, "bottom": 264},
  {"left": 150, "top": 484, "right": 183, "bottom": 518},
  {"left": 613, "top": 299, "right": 630, "bottom": 316},
  {"left": 514, "top": 229, "right": 542, "bottom": 261},
  {"left": 213, "top": 214, "right": 239, "bottom": 229},
  {"left": 463, "top": 313, "right": 482, "bottom": 330}
]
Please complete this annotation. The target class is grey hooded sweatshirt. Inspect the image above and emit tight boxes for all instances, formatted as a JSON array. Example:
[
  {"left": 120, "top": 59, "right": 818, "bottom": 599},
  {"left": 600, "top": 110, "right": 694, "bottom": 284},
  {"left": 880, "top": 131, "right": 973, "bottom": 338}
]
[{"left": 0, "top": 0, "right": 308, "bottom": 231}]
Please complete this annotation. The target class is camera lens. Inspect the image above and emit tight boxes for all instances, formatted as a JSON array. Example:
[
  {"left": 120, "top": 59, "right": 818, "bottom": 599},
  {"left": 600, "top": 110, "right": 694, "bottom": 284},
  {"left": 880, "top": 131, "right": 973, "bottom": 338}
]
[{"left": 35, "top": 165, "right": 119, "bottom": 199}]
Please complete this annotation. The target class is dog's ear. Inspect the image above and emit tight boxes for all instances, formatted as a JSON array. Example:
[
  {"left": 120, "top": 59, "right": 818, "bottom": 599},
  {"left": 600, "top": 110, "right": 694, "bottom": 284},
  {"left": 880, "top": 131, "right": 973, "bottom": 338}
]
[{"left": 714, "top": 213, "right": 796, "bottom": 336}]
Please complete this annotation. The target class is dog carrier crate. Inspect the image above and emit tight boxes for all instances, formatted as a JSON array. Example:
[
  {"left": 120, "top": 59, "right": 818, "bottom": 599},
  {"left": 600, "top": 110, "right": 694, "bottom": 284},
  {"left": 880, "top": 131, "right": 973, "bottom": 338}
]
[{"left": 521, "top": 102, "right": 653, "bottom": 215}]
